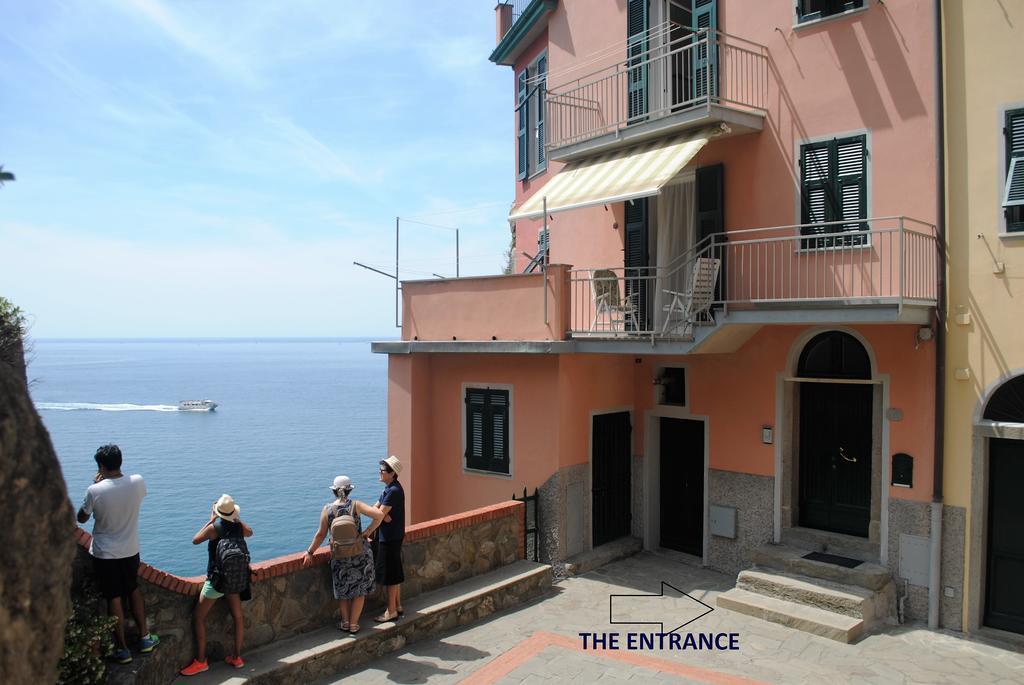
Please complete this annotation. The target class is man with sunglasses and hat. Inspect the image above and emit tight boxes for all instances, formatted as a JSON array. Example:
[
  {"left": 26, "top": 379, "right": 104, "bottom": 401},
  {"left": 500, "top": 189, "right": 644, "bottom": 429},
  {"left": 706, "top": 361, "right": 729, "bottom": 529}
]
[{"left": 372, "top": 455, "right": 405, "bottom": 622}]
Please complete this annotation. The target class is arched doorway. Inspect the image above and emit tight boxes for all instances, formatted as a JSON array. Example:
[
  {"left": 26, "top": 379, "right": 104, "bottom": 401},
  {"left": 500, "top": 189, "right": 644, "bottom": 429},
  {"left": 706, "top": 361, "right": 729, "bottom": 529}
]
[
  {"left": 982, "top": 375, "right": 1024, "bottom": 634},
  {"left": 797, "top": 331, "right": 874, "bottom": 537}
]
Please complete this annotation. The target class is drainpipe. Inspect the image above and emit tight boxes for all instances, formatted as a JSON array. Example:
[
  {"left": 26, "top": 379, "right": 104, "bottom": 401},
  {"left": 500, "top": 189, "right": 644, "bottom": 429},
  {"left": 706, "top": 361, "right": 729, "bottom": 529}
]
[{"left": 928, "top": 0, "right": 947, "bottom": 631}]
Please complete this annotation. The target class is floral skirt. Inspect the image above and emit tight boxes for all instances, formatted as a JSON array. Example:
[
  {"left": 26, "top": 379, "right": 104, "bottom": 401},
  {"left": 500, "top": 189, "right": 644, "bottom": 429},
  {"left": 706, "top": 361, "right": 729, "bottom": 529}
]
[{"left": 329, "top": 541, "right": 375, "bottom": 600}]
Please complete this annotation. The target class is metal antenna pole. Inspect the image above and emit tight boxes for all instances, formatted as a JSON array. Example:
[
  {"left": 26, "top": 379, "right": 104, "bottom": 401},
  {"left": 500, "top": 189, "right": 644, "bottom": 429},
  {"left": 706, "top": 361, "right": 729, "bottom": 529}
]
[
  {"left": 456, "top": 228, "right": 460, "bottom": 278},
  {"left": 543, "top": 197, "right": 548, "bottom": 325},
  {"left": 395, "top": 217, "right": 400, "bottom": 329}
]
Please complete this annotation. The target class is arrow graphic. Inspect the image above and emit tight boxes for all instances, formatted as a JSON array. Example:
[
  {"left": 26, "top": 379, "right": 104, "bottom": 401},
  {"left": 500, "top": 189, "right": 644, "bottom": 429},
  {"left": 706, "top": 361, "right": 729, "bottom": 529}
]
[{"left": 609, "top": 581, "right": 714, "bottom": 634}]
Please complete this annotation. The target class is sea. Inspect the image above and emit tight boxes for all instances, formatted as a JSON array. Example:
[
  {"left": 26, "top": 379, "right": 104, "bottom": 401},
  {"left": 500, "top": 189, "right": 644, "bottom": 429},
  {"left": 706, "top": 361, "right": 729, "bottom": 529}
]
[{"left": 29, "top": 339, "right": 388, "bottom": 576}]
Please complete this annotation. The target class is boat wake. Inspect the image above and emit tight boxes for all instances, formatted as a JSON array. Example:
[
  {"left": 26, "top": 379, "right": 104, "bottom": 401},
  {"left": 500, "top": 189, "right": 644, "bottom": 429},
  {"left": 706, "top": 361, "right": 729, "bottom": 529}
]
[{"left": 36, "top": 402, "right": 181, "bottom": 412}]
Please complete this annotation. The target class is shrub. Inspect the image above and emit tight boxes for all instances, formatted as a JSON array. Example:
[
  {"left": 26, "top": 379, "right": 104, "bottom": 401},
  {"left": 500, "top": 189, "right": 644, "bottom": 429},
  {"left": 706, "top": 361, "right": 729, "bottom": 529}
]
[{"left": 57, "top": 579, "right": 117, "bottom": 685}]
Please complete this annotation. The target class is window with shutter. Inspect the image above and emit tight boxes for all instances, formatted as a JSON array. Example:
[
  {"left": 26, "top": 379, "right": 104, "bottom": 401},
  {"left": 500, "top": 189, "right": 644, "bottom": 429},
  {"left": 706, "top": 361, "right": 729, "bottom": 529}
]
[
  {"left": 627, "top": 0, "right": 648, "bottom": 121},
  {"left": 535, "top": 55, "right": 547, "bottom": 172},
  {"left": 692, "top": 0, "right": 718, "bottom": 100},
  {"left": 1004, "top": 108, "right": 1024, "bottom": 232},
  {"left": 517, "top": 69, "right": 529, "bottom": 180},
  {"left": 800, "top": 135, "right": 868, "bottom": 248},
  {"left": 624, "top": 199, "right": 649, "bottom": 331},
  {"left": 464, "top": 387, "right": 510, "bottom": 475},
  {"left": 797, "top": 0, "right": 865, "bottom": 24}
]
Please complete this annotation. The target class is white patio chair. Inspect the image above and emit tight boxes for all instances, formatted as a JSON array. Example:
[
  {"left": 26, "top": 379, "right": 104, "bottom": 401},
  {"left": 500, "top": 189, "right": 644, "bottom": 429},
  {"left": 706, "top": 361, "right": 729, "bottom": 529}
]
[
  {"left": 661, "top": 257, "right": 721, "bottom": 335},
  {"left": 590, "top": 269, "right": 639, "bottom": 334}
]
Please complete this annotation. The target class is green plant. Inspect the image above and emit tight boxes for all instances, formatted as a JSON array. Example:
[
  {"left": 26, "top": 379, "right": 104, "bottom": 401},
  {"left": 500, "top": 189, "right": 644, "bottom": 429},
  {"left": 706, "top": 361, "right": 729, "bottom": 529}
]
[
  {"left": 57, "top": 581, "right": 117, "bottom": 685},
  {"left": 0, "top": 296, "right": 26, "bottom": 365}
]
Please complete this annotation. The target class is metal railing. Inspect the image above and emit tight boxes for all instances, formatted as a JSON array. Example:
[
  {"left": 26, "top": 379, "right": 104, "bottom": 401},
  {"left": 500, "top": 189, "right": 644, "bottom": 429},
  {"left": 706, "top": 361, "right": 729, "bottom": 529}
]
[
  {"left": 568, "top": 217, "right": 938, "bottom": 340},
  {"left": 546, "top": 24, "right": 768, "bottom": 149},
  {"left": 497, "top": 0, "right": 535, "bottom": 39}
]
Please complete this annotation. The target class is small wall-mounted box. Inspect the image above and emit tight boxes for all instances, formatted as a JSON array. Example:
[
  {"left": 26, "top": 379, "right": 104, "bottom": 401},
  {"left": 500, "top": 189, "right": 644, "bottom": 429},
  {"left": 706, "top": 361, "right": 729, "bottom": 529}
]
[
  {"left": 892, "top": 452, "right": 913, "bottom": 488},
  {"left": 709, "top": 505, "right": 737, "bottom": 539}
]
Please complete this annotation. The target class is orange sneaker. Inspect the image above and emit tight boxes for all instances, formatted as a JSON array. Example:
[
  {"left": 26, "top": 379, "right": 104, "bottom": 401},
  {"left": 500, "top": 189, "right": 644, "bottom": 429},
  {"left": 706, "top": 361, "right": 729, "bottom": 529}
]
[
  {"left": 179, "top": 659, "right": 209, "bottom": 676},
  {"left": 225, "top": 655, "right": 245, "bottom": 669}
]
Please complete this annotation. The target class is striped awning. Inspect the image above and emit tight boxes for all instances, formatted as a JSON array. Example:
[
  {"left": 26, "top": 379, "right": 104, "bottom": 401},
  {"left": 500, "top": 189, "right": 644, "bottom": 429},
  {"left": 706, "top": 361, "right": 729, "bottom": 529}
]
[{"left": 508, "top": 128, "right": 714, "bottom": 221}]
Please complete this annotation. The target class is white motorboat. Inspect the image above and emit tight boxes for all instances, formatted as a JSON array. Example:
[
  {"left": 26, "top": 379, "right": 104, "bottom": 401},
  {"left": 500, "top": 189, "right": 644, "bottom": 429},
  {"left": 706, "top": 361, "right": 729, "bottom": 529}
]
[{"left": 178, "top": 400, "right": 218, "bottom": 412}]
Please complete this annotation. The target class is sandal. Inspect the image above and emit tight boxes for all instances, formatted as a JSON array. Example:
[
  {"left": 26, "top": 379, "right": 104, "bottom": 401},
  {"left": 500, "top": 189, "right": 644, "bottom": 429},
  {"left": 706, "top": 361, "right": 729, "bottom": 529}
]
[
  {"left": 397, "top": 606, "right": 405, "bottom": 616},
  {"left": 348, "top": 624, "right": 361, "bottom": 634},
  {"left": 373, "top": 610, "right": 399, "bottom": 623},
  {"left": 337, "top": 621, "right": 350, "bottom": 631}
]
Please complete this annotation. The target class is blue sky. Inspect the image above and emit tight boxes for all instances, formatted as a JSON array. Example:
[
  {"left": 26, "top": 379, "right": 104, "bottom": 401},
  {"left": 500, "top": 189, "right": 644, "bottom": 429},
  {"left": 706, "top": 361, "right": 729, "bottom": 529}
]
[{"left": 0, "top": 1, "right": 514, "bottom": 337}]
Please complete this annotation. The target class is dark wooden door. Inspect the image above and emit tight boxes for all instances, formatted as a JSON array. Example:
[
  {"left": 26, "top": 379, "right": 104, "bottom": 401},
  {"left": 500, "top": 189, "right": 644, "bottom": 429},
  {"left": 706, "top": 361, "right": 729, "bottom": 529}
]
[
  {"left": 592, "top": 412, "right": 632, "bottom": 547},
  {"left": 799, "top": 383, "right": 872, "bottom": 537},
  {"left": 660, "top": 418, "right": 704, "bottom": 555},
  {"left": 985, "top": 438, "right": 1024, "bottom": 634}
]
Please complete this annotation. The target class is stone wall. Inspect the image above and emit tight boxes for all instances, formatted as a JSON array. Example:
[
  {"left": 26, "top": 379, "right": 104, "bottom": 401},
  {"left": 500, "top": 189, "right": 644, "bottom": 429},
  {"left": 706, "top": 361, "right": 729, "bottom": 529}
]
[
  {"left": 886, "top": 498, "right": 930, "bottom": 624},
  {"left": 74, "top": 500, "right": 524, "bottom": 685},
  {"left": 885, "top": 499, "right": 966, "bottom": 629},
  {"left": 706, "top": 470, "right": 774, "bottom": 576}
]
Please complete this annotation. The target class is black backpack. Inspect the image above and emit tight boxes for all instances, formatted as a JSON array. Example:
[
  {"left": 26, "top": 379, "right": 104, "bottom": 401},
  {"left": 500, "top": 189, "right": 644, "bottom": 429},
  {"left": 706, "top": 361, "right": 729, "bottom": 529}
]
[{"left": 212, "top": 535, "right": 250, "bottom": 595}]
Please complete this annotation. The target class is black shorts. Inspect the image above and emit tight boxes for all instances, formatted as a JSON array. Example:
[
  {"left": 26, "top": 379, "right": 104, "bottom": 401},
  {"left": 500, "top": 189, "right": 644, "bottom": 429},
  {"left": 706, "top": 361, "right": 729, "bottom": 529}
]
[
  {"left": 374, "top": 540, "right": 405, "bottom": 585},
  {"left": 92, "top": 553, "right": 140, "bottom": 600}
]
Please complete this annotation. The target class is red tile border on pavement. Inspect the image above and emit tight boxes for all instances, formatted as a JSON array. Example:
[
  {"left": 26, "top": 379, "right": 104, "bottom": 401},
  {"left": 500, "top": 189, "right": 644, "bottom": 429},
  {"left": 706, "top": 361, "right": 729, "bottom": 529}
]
[{"left": 457, "top": 631, "right": 769, "bottom": 685}]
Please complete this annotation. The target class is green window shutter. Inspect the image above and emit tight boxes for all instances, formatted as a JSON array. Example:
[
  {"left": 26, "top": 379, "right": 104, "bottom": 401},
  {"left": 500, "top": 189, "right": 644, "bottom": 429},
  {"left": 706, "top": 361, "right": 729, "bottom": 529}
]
[
  {"left": 465, "top": 389, "right": 488, "bottom": 469},
  {"left": 835, "top": 136, "right": 867, "bottom": 240},
  {"left": 465, "top": 388, "right": 510, "bottom": 474},
  {"left": 692, "top": 0, "right": 718, "bottom": 100},
  {"left": 517, "top": 68, "right": 529, "bottom": 180},
  {"left": 488, "top": 390, "right": 510, "bottom": 474},
  {"left": 800, "top": 141, "right": 833, "bottom": 233},
  {"left": 536, "top": 56, "right": 547, "bottom": 171},
  {"left": 627, "top": 0, "right": 648, "bottom": 121},
  {"left": 1004, "top": 158, "right": 1024, "bottom": 208},
  {"left": 1005, "top": 109, "right": 1024, "bottom": 231},
  {"left": 801, "top": 135, "right": 867, "bottom": 246}
]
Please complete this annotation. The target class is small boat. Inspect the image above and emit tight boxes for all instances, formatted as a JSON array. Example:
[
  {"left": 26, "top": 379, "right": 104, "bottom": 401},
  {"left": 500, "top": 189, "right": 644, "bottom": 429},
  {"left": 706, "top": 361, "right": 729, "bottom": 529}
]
[{"left": 178, "top": 400, "right": 218, "bottom": 412}]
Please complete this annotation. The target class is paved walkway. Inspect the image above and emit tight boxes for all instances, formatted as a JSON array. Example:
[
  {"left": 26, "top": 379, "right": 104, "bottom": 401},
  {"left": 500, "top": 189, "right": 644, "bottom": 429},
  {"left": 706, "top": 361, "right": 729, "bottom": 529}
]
[{"left": 322, "top": 553, "right": 1024, "bottom": 685}]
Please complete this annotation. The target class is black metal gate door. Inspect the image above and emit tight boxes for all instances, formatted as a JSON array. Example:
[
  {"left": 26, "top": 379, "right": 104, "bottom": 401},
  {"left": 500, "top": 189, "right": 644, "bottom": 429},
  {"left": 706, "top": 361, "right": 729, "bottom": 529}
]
[
  {"left": 799, "top": 382, "right": 872, "bottom": 537},
  {"left": 592, "top": 411, "right": 632, "bottom": 547},
  {"left": 986, "top": 438, "right": 1024, "bottom": 634},
  {"left": 660, "top": 417, "right": 704, "bottom": 555}
]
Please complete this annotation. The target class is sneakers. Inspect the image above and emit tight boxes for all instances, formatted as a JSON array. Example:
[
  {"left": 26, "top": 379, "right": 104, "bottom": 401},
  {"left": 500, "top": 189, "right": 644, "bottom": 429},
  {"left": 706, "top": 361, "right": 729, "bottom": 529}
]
[
  {"left": 179, "top": 659, "right": 209, "bottom": 676},
  {"left": 110, "top": 648, "right": 133, "bottom": 664},
  {"left": 139, "top": 633, "right": 160, "bottom": 653},
  {"left": 225, "top": 655, "right": 245, "bottom": 669}
]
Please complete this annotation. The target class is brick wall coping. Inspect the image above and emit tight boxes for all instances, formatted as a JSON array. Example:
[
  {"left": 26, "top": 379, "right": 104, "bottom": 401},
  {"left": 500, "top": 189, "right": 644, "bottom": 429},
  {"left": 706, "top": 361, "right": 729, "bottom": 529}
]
[{"left": 74, "top": 500, "right": 524, "bottom": 596}]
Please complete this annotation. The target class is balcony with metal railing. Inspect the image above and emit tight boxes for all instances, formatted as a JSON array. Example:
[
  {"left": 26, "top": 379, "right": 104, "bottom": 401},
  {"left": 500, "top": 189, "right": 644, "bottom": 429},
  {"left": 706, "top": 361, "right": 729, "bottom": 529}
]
[
  {"left": 568, "top": 216, "right": 938, "bottom": 344},
  {"left": 374, "top": 217, "right": 937, "bottom": 355},
  {"left": 546, "top": 24, "right": 768, "bottom": 161},
  {"left": 491, "top": 0, "right": 557, "bottom": 66}
]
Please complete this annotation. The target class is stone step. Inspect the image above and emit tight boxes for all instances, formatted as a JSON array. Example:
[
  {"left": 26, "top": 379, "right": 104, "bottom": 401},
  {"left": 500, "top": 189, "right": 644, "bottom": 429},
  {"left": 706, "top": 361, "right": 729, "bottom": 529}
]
[
  {"left": 716, "top": 588, "right": 865, "bottom": 644},
  {"left": 736, "top": 570, "right": 883, "bottom": 621},
  {"left": 174, "top": 560, "right": 551, "bottom": 685},
  {"left": 751, "top": 544, "right": 892, "bottom": 591},
  {"left": 564, "top": 536, "right": 642, "bottom": 577},
  {"left": 780, "top": 527, "right": 880, "bottom": 560}
]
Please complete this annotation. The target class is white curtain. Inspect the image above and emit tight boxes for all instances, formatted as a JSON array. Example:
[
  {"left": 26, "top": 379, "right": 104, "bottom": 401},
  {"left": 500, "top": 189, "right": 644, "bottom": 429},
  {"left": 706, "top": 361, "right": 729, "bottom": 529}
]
[{"left": 653, "top": 177, "right": 696, "bottom": 331}]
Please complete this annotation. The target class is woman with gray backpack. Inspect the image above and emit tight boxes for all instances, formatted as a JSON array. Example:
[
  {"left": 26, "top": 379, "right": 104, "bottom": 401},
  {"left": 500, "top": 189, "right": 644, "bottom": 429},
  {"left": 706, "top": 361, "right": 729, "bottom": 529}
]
[
  {"left": 180, "top": 494, "right": 253, "bottom": 676},
  {"left": 302, "top": 475, "right": 384, "bottom": 634}
]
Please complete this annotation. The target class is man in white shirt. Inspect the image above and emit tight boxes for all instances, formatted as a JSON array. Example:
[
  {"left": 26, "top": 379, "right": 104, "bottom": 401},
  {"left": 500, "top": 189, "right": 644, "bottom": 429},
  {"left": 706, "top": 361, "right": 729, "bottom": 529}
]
[{"left": 77, "top": 444, "right": 159, "bottom": 664}]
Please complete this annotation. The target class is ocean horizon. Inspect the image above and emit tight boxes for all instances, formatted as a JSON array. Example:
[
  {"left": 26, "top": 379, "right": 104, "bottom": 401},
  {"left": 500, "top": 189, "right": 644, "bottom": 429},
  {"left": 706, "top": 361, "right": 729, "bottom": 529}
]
[{"left": 30, "top": 337, "right": 392, "bottom": 576}]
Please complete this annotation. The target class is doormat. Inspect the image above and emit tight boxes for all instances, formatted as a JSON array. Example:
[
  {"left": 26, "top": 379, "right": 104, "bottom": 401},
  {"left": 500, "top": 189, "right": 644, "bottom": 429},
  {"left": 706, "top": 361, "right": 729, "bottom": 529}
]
[{"left": 802, "top": 551, "right": 862, "bottom": 568}]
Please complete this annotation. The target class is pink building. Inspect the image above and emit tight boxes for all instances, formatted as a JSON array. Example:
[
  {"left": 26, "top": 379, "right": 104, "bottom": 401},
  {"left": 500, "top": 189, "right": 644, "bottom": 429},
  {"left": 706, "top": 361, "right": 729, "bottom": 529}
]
[{"left": 375, "top": 0, "right": 949, "bottom": 633}]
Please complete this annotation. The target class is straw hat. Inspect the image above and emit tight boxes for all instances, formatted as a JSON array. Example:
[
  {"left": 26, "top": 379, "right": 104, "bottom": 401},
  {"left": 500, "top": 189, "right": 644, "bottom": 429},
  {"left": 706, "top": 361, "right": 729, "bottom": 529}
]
[
  {"left": 214, "top": 494, "right": 240, "bottom": 522},
  {"left": 380, "top": 455, "right": 403, "bottom": 474}
]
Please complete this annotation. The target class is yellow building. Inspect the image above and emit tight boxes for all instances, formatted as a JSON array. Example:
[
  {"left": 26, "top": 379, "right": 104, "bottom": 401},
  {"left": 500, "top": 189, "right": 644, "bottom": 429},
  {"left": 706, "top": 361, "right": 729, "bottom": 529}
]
[{"left": 944, "top": 0, "right": 1024, "bottom": 637}]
